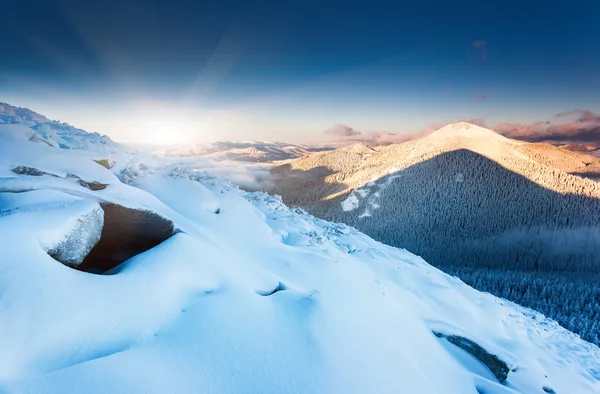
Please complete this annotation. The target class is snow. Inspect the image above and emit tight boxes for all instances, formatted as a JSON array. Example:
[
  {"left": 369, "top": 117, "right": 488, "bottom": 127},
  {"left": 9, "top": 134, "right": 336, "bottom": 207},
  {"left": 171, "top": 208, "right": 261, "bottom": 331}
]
[
  {"left": 341, "top": 191, "right": 359, "bottom": 211},
  {"left": 0, "top": 190, "right": 103, "bottom": 265},
  {"left": 430, "top": 122, "right": 514, "bottom": 143},
  {"left": 340, "top": 170, "right": 399, "bottom": 217},
  {"left": 0, "top": 122, "right": 599, "bottom": 393}
]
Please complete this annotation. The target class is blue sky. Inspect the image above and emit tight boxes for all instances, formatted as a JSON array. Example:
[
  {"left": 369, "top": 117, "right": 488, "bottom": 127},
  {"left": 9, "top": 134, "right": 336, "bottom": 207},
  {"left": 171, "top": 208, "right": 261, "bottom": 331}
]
[{"left": 2, "top": 0, "right": 599, "bottom": 143}]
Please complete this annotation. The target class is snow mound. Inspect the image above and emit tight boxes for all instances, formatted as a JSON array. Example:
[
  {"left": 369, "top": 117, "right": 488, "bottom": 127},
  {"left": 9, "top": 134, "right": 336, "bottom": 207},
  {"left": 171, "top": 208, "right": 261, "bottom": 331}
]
[{"left": 0, "top": 126, "right": 599, "bottom": 394}]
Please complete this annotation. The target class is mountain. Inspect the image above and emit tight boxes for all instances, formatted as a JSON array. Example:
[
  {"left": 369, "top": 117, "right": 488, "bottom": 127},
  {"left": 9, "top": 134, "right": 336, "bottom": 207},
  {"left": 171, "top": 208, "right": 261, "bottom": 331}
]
[
  {"left": 0, "top": 102, "right": 118, "bottom": 151},
  {"left": 270, "top": 122, "right": 600, "bottom": 345},
  {"left": 0, "top": 116, "right": 599, "bottom": 392},
  {"left": 154, "top": 140, "right": 334, "bottom": 162},
  {"left": 273, "top": 122, "right": 600, "bottom": 213}
]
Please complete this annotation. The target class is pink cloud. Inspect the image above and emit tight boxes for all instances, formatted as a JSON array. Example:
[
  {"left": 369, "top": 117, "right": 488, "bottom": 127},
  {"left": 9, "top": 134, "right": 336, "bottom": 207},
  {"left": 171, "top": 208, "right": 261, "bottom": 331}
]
[
  {"left": 323, "top": 124, "right": 361, "bottom": 137},
  {"left": 492, "top": 110, "right": 600, "bottom": 145},
  {"left": 322, "top": 110, "right": 600, "bottom": 148},
  {"left": 322, "top": 124, "right": 419, "bottom": 146}
]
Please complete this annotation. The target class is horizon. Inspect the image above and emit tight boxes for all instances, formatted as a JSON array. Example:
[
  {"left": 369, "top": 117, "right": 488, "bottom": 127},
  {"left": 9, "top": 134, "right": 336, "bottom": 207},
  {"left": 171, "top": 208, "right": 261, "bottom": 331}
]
[{"left": 3, "top": 100, "right": 600, "bottom": 149}]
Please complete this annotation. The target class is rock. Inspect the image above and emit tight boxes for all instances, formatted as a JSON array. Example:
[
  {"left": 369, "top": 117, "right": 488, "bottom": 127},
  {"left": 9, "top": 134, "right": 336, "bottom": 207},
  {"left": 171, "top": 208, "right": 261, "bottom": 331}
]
[
  {"left": 433, "top": 331, "right": 510, "bottom": 383},
  {"left": 78, "top": 180, "right": 108, "bottom": 190},
  {"left": 93, "top": 159, "right": 115, "bottom": 169},
  {"left": 11, "top": 166, "right": 50, "bottom": 177}
]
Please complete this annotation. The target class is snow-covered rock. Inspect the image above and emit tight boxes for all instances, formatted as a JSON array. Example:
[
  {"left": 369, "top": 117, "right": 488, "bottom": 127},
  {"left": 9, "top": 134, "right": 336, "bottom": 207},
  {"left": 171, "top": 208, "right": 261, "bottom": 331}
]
[
  {"left": 0, "top": 191, "right": 103, "bottom": 267},
  {"left": 42, "top": 200, "right": 103, "bottom": 266}
]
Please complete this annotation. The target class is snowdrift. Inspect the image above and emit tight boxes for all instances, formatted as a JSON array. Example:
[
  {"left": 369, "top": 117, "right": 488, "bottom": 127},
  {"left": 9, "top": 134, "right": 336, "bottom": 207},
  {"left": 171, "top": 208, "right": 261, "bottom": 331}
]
[{"left": 0, "top": 123, "right": 599, "bottom": 393}]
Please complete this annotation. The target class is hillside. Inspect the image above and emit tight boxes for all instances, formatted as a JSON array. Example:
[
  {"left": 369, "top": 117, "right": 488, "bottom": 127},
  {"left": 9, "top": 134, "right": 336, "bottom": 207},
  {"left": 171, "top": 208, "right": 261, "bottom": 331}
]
[
  {"left": 270, "top": 122, "right": 600, "bottom": 344},
  {"left": 1, "top": 117, "right": 600, "bottom": 392}
]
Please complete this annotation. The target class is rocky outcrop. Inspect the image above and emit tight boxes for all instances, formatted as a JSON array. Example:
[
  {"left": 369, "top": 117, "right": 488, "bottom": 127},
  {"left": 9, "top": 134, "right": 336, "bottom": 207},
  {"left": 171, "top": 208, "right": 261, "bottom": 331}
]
[
  {"left": 11, "top": 166, "right": 52, "bottom": 177},
  {"left": 433, "top": 331, "right": 510, "bottom": 383},
  {"left": 93, "top": 159, "right": 115, "bottom": 170},
  {"left": 78, "top": 180, "right": 108, "bottom": 190},
  {"left": 12, "top": 166, "right": 108, "bottom": 191}
]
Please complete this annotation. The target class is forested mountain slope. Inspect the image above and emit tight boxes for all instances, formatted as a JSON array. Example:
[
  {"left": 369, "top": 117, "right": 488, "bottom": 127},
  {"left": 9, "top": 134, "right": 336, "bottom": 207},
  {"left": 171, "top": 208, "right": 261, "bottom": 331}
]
[
  {"left": 270, "top": 122, "right": 600, "bottom": 345},
  {"left": 272, "top": 122, "right": 600, "bottom": 269}
]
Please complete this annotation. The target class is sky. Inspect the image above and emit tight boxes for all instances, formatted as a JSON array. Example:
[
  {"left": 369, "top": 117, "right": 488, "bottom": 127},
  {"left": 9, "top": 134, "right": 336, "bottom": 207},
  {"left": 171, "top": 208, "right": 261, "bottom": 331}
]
[{"left": 1, "top": 0, "right": 599, "bottom": 144}]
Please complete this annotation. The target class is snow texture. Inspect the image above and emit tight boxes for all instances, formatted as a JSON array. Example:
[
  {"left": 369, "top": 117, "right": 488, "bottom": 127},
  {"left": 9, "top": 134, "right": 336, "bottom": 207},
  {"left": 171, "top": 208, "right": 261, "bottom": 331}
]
[{"left": 0, "top": 122, "right": 599, "bottom": 393}]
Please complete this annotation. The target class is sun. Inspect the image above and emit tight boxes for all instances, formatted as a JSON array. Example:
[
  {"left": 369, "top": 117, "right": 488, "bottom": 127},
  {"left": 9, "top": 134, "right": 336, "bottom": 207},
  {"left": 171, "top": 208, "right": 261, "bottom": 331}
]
[{"left": 141, "top": 112, "right": 195, "bottom": 145}]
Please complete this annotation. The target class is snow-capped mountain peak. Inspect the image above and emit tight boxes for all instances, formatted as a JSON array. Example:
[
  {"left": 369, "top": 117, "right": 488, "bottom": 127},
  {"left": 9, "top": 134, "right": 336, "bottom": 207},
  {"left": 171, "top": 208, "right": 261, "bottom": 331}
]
[{"left": 427, "top": 122, "right": 513, "bottom": 144}]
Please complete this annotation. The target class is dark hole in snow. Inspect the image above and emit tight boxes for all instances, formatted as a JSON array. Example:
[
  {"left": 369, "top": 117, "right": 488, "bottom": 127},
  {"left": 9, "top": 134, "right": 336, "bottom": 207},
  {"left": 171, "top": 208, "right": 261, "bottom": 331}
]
[
  {"left": 76, "top": 204, "right": 176, "bottom": 274},
  {"left": 433, "top": 331, "right": 510, "bottom": 383},
  {"left": 256, "top": 282, "right": 288, "bottom": 296},
  {"left": 214, "top": 208, "right": 220, "bottom": 214},
  {"left": 542, "top": 387, "right": 556, "bottom": 394}
]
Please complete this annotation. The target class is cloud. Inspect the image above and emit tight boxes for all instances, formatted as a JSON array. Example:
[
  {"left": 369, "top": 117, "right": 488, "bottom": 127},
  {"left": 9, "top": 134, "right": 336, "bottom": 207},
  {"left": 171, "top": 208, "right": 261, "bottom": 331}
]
[
  {"left": 555, "top": 109, "right": 600, "bottom": 123},
  {"left": 475, "top": 93, "right": 489, "bottom": 102},
  {"left": 492, "top": 109, "right": 600, "bottom": 145},
  {"left": 323, "top": 124, "right": 419, "bottom": 146},
  {"left": 411, "top": 111, "right": 600, "bottom": 147},
  {"left": 180, "top": 156, "right": 276, "bottom": 191},
  {"left": 467, "top": 40, "right": 487, "bottom": 61},
  {"left": 323, "top": 124, "right": 362, "bottom": 137},
  {"left": 321, "top": 110, "right": 600, "bottom": 149}
]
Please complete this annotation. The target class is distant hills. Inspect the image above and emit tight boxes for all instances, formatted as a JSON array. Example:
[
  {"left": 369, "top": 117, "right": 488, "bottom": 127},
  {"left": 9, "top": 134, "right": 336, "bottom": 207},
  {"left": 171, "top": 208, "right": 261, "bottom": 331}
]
[
  {"left": 560, "top": 143, "right": 600, "bottom": 159},
  {"left": 152, "top": 141, "right": 333, "bottom": 162}
]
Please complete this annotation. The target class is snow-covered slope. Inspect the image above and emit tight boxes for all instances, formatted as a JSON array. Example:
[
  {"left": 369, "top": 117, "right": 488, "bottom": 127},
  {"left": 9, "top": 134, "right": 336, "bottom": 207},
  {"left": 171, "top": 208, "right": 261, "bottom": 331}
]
[{"left": 0, "top": 122, "right": 600, "bottom": 393}]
